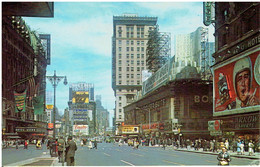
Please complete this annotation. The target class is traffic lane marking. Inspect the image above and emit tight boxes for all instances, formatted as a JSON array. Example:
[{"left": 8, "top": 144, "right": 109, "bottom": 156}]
[
  {"left": 120, "top": 160, "right": 135, "bottom": 166},
  {"left": 130, "top": 153, "right": 144, "bottom": 157},
  {"left": 162, "top": 160, "right": 185, "bottom": 166},
  {"left": 103, "top": 153, "right": 111, "bottom": 156}
]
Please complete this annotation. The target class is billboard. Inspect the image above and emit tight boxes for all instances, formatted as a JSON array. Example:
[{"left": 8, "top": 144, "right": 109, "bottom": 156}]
[
  {"left": 72, "top": 91, "right": 89, "bottom": 104},
  {"left": 214, "top": 50, "right": 260, "bottom": 115},
  {"left": 73, "top": 125, "right": 89, "bottom": 136}
]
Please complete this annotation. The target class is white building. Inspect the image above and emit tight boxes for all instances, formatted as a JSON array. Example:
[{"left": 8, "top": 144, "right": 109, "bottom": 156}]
[{"left": 112, "top": 14, "right": 157, "bottom": 131}]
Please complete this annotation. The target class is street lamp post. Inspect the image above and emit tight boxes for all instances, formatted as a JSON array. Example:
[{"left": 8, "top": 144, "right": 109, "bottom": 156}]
[{"left": 46, "top": 70, "right": 67, "bottom": 139}]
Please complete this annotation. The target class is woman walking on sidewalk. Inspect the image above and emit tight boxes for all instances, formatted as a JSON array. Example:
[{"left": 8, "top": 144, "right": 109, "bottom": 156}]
[{"left": 248, "top": 140, "right": 255, "bottom": 156}]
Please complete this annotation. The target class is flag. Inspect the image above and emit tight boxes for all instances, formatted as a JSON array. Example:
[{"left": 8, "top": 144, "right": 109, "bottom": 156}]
[
  {"left": 28, "top": 77, "right": 35, "bottom": 99},
  {"left": 33, "top": 94, "right": 44, "bottom": 115},
  {"left": 14, "top": 90, "right": 27, "bottom": 113}
]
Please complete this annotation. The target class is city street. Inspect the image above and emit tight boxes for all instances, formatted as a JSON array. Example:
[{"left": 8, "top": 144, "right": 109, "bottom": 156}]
[{"left": 2, "top": 142, "right": 259, "bottom": 166}]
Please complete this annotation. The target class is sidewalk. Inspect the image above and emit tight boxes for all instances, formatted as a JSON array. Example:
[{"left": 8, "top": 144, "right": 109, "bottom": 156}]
[
  {"left": 174, "top": 147, "right": 260, "bottom": 160},
  {"left": 4, "top": 152, "right": 59, "bottom": 166}
]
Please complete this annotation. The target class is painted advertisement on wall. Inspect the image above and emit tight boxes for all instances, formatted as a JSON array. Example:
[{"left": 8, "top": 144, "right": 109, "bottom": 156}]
[{"left": 214, "top": 50, "right": 260, "bottom": 115}]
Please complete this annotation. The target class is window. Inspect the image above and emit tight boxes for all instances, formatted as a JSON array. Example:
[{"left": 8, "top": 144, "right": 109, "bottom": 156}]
[
  {"left": 119, "top": 33, "right": 122, "bottom": 38},
  {"left": 137, "top": 47, "right": 140, "bottom": 52},
  {"left": 118, "top": 67, "right": 122, "bottom": 71},
  {"left": 131, "top": 54, "right": 134, "bottom": 59},
  {"left": 118, "top": 54, "right": 122, "bottom": 59},
  {"left": 126, "top": 41, "right": 130, "bottom": 45},
  {"left": 119, "top": 115, "right": 122, "bottom": 119},
  {"left": 118, "top": 60, "right": 122, "bottom": 65},
  {"left": 131, "top": 60, "right": 134, "bottom": 65},
  {"left": 126, "top": 54, "right": 129, "bottom": 59},
  {"left": 119, "top": 103, "right": 122, "bottom": 107},
  {"left": 126, "top": 67, "right": 129, "bottom": 71},
  {"left": 141, "top": 60, "right": 144, "bottom": 66},
  {"left": 126, "top": 47, "right": 129, "bottom": 52},
  {"left": 137, "top": 60, "right": 140, "bottom": 65},
  {"left": 119, "top": 74, "right": 122, "bottom": 79},
  {"left": 119, "top": 109, "right": 122, "bottom": 113},
  {"left": 141, "top": 47, "right": 144, "bottom": 52},
  {"left": 141, "top": 41, "right": 144, "bottom": 46},
  {"left": 137, "top": 41, "right": 140, "bottom": 45},
  {"left": 137, "top": 80, "right": 140, "bottom": 85},
  {"left": 141, "top": 67, "right": 144, "bottom": 70},
  {"left": 137, "top": 74, "right": 140, "bottom": 79},
  {"left": 131, "top": 41, "right": 134, "bottom": 45},
  {"left": 127, "top": 74, "right": 130, "bottom": 78},
  {"left": 131, "top": 67, "right": 134, "bottom": 71},
  {"left": 118, "top": 80, "right": 122, "bottom": 84},
  {"left": 137, "top": 54, "right": 140, "bottom": 58},
  {"left": 119, "top": 96, "right": 122, "bottom": 101},
  {"left": 137, "top": 67, "right": 140, "bottom": 71},
  {"left": 119, "top": 47, "right": 122, "bottom": 52},
  {"left": 141, "top": 54, "right": 144, "bottom": 58},
  {"left": 131, "top": 47, "right": 134, "bottom": 51},
  {"left": 126, "top": 60, "right": 130, "bottom": 65},
  {"left": 127, "top": 80, "right": 129, "bottom": 85},
  {"left": 118, "top": 40, "right": 122, "bottom": 45},
  {"left": 131, "top": 74, "right": 134, "bottom": 78}
]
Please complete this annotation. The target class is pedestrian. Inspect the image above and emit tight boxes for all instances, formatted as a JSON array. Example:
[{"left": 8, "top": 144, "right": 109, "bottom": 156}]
[
  {"left": 15, "top": 140, "right": 19, "bottom": 149},
  {"left": 93, "top": 139, "right": 97, "bottom": 149},
  {"left": 81, "top": 140, "right": 84, "bottom": 147},
  {"left": 88, "top": 140, "right": 93, "bottom": 149},
  {"left": 36, "top": 140, "right": 42, "bottom": 149},
  {"left": 232, "top": 139, "right": 237, "bottom": 152},
  {"left": 47, "top": 137, "right": 54, "bottom": 156},
  {"left": 58, "top": 136, "right": 65, "bottom": 163},
  {"left": 240, "top": 140, "right": 245, "bottom": 155},
  {"left": 248, "top": 140, "right": 255, "bottom": 156},
  {"left": 162, "top": 139, "right": 166, "bottom": 150},
  {"left": 65, "top": 136, "right": 77, "bottom": 166},
  {"left": 210, "top": 140, "right": 214, "bottom": 152},
  {"left": 237, "top": 139, "right": 242, "bottom": 155},
  {"left": 24, "top": 140, "right": 28, "bottom": 149},
  {"left": 217, "top": 147, "right": 231, "bottom": 166},
  {"left": 224, "top": 139, "right": 229, "bottom": 151},
  {"left": 213, "top": 140, "right": 217, "bottom": 153}
]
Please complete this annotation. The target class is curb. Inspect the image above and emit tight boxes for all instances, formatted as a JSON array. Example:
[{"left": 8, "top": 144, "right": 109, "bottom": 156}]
[{"left": 175, "top": 149, "right": 260, "bottom": 160}]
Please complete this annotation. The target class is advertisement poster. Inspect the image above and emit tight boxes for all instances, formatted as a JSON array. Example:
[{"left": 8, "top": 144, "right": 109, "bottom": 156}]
[
  {"left": 73, "top": 125, "right": 89, "bottom": 136},
  {"left": 72, "top": 91, "right": 89, "bottom": 103},
  {"left": 14, "top": 90, "right": 27, "bottom": 112},
  {"left": 214, "top": 51, "right": 260, "bottom": 113}
]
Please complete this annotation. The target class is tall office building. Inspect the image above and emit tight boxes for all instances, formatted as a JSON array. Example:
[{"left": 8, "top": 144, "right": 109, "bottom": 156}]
[{"left": 112, "top": 14, "right": 157, "bottom": 128}]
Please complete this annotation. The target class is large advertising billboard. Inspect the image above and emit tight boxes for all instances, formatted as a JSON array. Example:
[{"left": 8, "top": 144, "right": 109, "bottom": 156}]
[
  {"left": 72, "top": 91, "right": 89, "bottom": 104},
  {"left": 214, "top": 50, "right": 260, "bottom": 115},
  {"left": 73, "top": 125, "right": 89, "bottom": 136}
]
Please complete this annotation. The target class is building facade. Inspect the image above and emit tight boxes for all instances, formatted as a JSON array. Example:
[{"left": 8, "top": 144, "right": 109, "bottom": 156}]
[
  {"left": 68, "top": 82, "right": 96, "bottom": 137},
  {"left": 211, "top": 2, "right": 260, "bottom": 141},
  {"left": 95, "top": 95, "right": 110, "bottom": 135},
  {"left": 112, "top": 14, "right": 158, "bottom": 133},
  {"left": 124, "top": 64, "right": 213, "bottom": 143}
]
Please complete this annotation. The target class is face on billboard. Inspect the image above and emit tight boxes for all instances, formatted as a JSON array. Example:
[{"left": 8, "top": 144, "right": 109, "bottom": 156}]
[{"left": 214, "top": 51, "right": 260, "bottom": 113}]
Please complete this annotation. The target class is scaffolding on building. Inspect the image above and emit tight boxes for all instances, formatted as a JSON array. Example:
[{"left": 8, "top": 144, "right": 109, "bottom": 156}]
[
  {"left": 200, "top": 27, "right": 212, "bottom": 80},
  {"left": 146, "top": 25, "right": 171, "bottom": 73}
]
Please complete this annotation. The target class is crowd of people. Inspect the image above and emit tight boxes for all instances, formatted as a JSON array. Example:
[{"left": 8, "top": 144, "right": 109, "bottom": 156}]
[{"left": 117, "top": 137, "right": 259, "bottom": 156}]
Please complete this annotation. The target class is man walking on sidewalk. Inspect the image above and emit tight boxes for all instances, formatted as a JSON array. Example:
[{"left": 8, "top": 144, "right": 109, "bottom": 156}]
[{"left": 65, "top": 136, "right": 77, "bottom": 166}]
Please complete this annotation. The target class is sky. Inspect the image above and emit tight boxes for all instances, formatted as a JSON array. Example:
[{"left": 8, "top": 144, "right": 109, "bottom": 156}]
[{"left": 23, "top": 1, "right": 215, "bottom": 122}]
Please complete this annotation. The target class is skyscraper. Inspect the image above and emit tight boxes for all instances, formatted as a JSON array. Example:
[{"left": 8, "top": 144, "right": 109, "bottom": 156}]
[{"left": 112, "top": 14, "right": 157, "bottom": 128}]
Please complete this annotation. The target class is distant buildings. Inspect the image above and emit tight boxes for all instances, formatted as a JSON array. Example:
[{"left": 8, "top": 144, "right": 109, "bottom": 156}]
[
  {"left": 112, "top": 14, "right": 158, "bottom": 134},
  {"left": 68, "top": 82, "right": 96, "bottom": 137},
  {"left": 96, "top": 95, "right": 110, "bottom": 135}
]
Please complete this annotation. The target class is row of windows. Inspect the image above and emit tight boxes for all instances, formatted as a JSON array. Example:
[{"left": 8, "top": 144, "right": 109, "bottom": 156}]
[
  {"left": 118, "top": 40, "right": 145, "bottom": 46},
  {"left": 118, "top": 53, "right": 145, "bottom": 59},
  {"left": 118, "top": 47, "right": 145, "bottom": 52},
  {"left": 118, "top": 67, "right": 145, "bottom": 72},
  {"left": 118, "top": 73, "right": 141, "bottom": 79},
  {"left": 118, "top": 60, "right": 145, "bottom": 66},
  {"left": 118, "top": 80, "right": 142, "bottom": 85}
]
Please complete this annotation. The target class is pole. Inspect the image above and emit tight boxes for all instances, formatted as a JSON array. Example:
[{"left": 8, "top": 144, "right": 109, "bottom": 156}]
[
  {"left": 53, "top": 71, "right": 56, "bottom": 139},
  {"left": 149, "top": 109, "right": 150, "bottom": 129}
]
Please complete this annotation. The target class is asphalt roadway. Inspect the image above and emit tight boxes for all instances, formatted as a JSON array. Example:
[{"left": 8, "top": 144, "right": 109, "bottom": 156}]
[{"left": 2, "top": 142, "right": 259, "bottom": 166}]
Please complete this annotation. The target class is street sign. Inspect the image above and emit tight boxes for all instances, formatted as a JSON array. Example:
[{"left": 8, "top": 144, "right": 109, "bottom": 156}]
[{"left": 210, "top": 130, "right": 222, "bottom": 136}]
